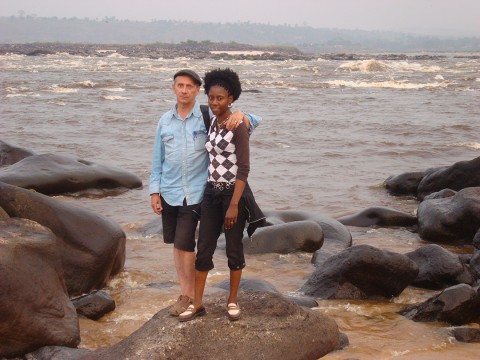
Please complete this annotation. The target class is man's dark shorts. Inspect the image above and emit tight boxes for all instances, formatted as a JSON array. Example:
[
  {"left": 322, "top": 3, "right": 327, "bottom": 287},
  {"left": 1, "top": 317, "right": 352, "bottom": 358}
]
[{"left": 160, "top": 197, "right": 199, "bottom": 252}]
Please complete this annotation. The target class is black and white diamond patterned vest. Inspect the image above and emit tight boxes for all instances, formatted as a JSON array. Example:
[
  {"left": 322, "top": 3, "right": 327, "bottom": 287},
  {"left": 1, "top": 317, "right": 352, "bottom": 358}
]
[{"left": 205, "top": 116, "right": 238, "bottom": 183}]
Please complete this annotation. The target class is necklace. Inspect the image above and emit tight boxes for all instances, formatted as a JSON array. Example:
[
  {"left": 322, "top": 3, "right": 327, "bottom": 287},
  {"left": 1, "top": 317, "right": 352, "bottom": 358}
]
[{"left": 216, "top": 113, "right": 231, "bottom": 129}]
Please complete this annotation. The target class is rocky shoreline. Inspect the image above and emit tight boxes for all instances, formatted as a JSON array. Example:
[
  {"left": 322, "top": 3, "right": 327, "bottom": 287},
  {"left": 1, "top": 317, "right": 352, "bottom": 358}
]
[
  {"left": 0, "top": 42, "right": 468, "bottom": 61},
  {"left": 3, "top": 139, "right": 480, "bottom": 358}
]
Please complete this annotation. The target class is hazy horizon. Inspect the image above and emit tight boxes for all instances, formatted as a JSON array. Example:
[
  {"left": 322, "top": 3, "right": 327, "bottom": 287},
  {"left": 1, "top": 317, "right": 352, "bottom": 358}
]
[{"left": 2, "top": 0, "right": 480, "bottom": 37}]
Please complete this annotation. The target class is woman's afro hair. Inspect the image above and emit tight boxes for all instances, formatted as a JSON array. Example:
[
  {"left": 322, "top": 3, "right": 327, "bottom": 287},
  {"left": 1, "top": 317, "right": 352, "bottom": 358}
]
[{"left": 203, "top": 68, "right": 242, "bottom": 101}]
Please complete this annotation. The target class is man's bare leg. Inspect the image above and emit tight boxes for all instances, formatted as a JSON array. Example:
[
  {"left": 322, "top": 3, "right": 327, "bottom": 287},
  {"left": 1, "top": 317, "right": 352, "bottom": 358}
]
[{"left": 173, "top": 247, "right": 195, "bottom": 298}]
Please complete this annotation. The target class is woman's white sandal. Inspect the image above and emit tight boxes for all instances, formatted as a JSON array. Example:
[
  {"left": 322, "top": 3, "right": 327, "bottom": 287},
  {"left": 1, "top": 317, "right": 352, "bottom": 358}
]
[
  {"left": 179, "top": 304, "right": 206, "bottom": 322},
  {"left": 227, "top": 303, "right": 241, "bottom": 321}
]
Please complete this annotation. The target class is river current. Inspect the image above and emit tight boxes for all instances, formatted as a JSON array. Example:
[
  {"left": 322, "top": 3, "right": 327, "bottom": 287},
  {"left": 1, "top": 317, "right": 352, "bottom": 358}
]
[{"left": 1, "top": 51, "right": 480, "bottom": 359}]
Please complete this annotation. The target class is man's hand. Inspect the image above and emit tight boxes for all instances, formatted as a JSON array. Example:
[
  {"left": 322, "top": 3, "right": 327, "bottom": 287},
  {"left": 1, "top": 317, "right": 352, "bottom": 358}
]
[
  {"left": 151, "top": 193, "right": 162, "bottom": 215},
  {"left": 225, "top": 111, "right": 250, "bottom": 131}
]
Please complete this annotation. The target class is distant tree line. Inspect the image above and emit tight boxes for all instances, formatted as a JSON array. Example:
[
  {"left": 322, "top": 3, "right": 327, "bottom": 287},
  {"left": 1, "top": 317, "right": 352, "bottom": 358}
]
[{"left": 1, "top": 16, "right": 479, "bottom": 53}]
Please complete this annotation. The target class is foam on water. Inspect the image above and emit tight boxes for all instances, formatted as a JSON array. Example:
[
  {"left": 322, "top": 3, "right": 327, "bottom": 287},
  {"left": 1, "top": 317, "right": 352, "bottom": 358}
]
[
  {"left": 325, "top": 79, "right": 451, "bottom": 89},
  {"left": 101, "top": 95, "right": 130, "bottom": 100},
  {"left": 2, "top": 52, "right": 479, "bottom": 358},
  {"left": 451, "top": 142, "right": 480, "bottom": 149},
  {"left": 47, "top": 85, "right": 79, "bottom": 93}
]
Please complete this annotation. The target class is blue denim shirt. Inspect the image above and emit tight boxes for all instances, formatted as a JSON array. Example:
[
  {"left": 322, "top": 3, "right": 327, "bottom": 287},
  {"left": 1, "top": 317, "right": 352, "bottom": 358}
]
[{"left": 149, "top": 101, "right": 261, "bottom": 206}]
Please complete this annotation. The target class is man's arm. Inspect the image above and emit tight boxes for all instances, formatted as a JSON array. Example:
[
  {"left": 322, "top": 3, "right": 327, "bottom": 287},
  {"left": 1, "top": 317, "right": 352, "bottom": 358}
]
[
  {"left": 225, "top": 111, "right": 262, "bottom": 133},
  {"left": 243, "top": 112, "right": 261, "bottom": 133},
  {"left": 149, "top": 120, "right": 164, "bottom": 215}
]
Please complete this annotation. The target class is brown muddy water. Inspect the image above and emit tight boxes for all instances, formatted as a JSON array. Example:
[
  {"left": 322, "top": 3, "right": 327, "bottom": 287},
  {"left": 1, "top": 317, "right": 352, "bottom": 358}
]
[{"left": 1, "top": 51, "right": 480, "bottom": 359}]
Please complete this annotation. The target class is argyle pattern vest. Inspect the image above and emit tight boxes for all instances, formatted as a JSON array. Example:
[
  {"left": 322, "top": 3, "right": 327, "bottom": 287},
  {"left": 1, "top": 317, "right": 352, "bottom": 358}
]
[{"left": 205, "top": 117, "right": 238, "bottom": 183}]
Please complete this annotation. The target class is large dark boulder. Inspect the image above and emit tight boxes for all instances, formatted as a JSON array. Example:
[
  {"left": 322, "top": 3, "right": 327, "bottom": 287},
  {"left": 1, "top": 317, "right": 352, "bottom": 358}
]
[
  {"left": 383, "top": 171, "right": 426, "bottom": 196},
  {"left": 0, "top": 153, "right": 142, "bottom": 195},
  {"left": 405, "top": 244, "right": 474, "bottom": 289},
  {"left": 0, "top": 218, "right": 80, "bottom": 358},
  {"left": 0, "top": 181, "right": 126, "bottom": 296},
  {"left": 400, "top": 284, "right": 480, "bottom": 325},
  {"left": 0, "top": 139, "right": 36, "bottom": 166},
  {"left": 337, "top": 206, "right": 417, "bottom": 227},
  {"left": 417, "top": 187, "right": 480, "bottom": 244},
  {"left": 300, "top": 245, "right": 418, "bottom": 299},
  {"left": 243, "top": 220, "right": 324, "bottom": 254},
  {"left": 81, "top": 291, "right": 340, "bottom": 360},
  {"left": 417, "top": 156, "right": 480, "bottom": 200}
]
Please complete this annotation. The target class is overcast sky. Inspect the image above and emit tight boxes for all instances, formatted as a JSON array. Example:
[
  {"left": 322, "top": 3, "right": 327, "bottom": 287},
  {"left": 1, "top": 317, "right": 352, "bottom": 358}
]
[{"left": 2, "top": 0, "right": 479, "bottom": 37}]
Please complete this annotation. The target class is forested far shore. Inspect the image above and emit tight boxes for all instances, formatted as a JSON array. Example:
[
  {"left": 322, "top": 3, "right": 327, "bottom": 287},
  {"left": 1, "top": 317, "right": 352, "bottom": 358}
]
[{"left": 1, "top": 16, "right": 479, "bottom": 53}]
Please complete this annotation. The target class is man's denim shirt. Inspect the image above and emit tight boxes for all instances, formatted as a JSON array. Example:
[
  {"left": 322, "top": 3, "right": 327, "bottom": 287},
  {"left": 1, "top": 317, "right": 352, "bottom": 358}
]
[{"left": 149, "top": 101, "right": 261, "bottom": 206}]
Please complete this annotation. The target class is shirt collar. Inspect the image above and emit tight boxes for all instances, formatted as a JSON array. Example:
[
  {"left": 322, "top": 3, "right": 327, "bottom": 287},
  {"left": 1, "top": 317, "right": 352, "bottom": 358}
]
[{"left": 172, "top": 101, "right": 201, "bottom": 120}]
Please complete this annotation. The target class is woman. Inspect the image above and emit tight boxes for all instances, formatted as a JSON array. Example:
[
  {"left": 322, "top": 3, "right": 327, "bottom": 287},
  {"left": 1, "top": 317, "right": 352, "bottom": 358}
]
[{"left": 179, "top": 68, "right": 251, "bottom": 322}]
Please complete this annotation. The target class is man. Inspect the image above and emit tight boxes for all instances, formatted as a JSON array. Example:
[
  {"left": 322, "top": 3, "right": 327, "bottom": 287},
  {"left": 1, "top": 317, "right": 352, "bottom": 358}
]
[{"left": 149, "top": 69, "right": 261, "bottom": 316}]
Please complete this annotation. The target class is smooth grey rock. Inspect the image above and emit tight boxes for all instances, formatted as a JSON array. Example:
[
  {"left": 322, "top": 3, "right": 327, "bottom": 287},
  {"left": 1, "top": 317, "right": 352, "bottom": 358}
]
[
  {"left": 337, "top": 206, "right": 417, "bottom": 227},
  {"left": 0, "top": 153, "right": 142, "bottom": 195},
  {"left": 243, "top": 220, "right": 324, "bottom": 254},
  {"left": 81, "top": 291, "right": 340, "bottom": 360}
]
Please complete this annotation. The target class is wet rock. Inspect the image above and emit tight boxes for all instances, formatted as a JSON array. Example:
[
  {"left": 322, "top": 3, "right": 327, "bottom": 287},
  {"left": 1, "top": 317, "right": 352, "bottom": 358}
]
[
  {"left": 383, "top": 171, "right": 426, "bottom": 196},
  {"left": 336, "top": 333, "right": 350, "bottom": 351},
  {"left": 417, "top": 156, "right": 480, "bottom": 200},
  {"left": 473, "top": 228, "right": 480, "bottom": 250},
  {"left": 417, "top": 187, "right": 480, "bottom": 244},
  {"left": 0, "top": 181, "right": 126, "bottom": 296},
  {"left": 72, "top": 290, "right": 116, "bottom": 320},
  {"left": 81, "top": 291, "right": 340, "bottom": 360},
  {"left": 337, "top": 206, "right": 417, "bottom": 228},
  {"left": 300, "top": 244, "right": 418, "bottom": 299},
  {"left": 215, "top": 277, "right": 318, "bottom": 308},
  {"left": 405, "top": 244, "right": 474, "bottom": 289},
  {"left": 400, "top": 284, "right": 480, "bottom": 325},
  {"left": 0, "top": 139, "right": 36, "bottom": 166},
  {"left": 0, "top": 205, "right": 9, "bottom": 219},
  {"left": 149, "top": 209, "right": 347, "bottom": 256},
  {"left": 451, "top": 327, "right": 480, "bottom": 343},
  {"left": 0, "top": 153, "right": 142, "bottom": 195},
  {"left": 469, "top": 249, "right": 480, "bottom": 279},
  {"left": 244, "top": 220, "right": 324, "bottom": 254},
  {"left": 0, "top": 218, "right": 80, "bottom": 358},
  {"left": 22, "top": 346, "right": 92, "bottom": 360},
  {"left": 262, "top": 210, "right": 352, "bottom": 268},
  {"left": 422, "top": 188, "right": 457, "bottom": 200}
]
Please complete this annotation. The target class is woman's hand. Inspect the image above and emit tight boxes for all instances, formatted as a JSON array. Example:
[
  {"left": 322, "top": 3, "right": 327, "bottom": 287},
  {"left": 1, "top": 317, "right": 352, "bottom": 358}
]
[{"left": 224, "top": 204, "right": 239, "bottom": 229}]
